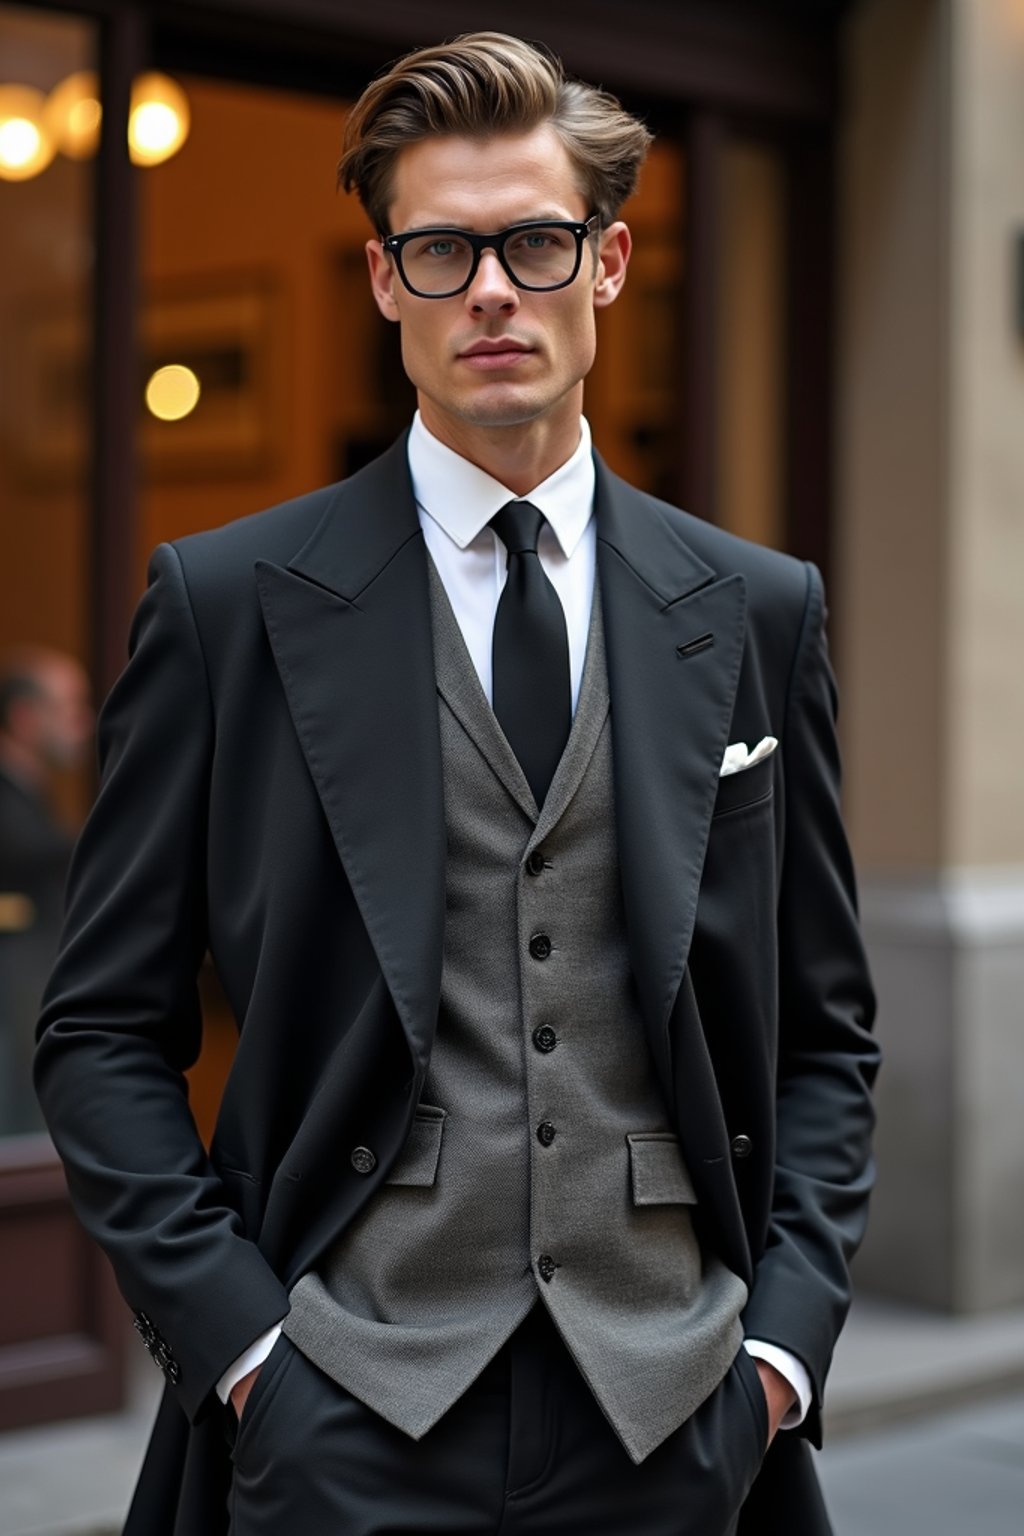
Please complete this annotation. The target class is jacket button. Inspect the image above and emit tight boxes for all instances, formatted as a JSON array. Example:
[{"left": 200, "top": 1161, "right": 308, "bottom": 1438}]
[
  {"left": 526, "top": 849, "right": 546, "bottom": 876},
  {"left": 532, "top": 1025, "right": 558, "bottom": 1053},
  {"left": 730, "top": 1134, "right": 753, "bottom": 1160},
  {"left": 536, "top": 1121, "right": 557, "bottom": 1146},
  {"left": 529, "top": 933, "right": 552, "bottom": 961},
  {"left": 350, "top": 1145, "right": 377, "bottom": 1175},
  {"left": 537, "top": 1254, "right": 558, "bottom": 1283}
]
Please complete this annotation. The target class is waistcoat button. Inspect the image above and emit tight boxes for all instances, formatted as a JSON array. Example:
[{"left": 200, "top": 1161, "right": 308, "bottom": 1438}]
[
  {"left": 526, "top": 849, "right": 546, "bottom": 876},
  {"left": 532, "top": 1025, "right": 558, "bottom": 1053},
  {"left": 529, "top": 932, "right": 552, "bottom": 960},
  {"left": 350, "top": 1145, "right": 377, "bottom": 1175},
  {"left": 730, "top": 1134, "right": 753, "bottom": 1160},
  {"left": 537, "top": 1121, "right": 557, "bottom": 1146},
  {"left": 537, "top": 1254, "right": 558, "bottom": 1283}
]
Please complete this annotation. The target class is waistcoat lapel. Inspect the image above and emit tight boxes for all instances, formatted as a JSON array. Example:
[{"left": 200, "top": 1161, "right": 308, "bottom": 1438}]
[
  {"left": 426, "top": 556, "right": 611, "bottom": 844},
  {"left": 531, "top": 580, "right": 609, "bottom": 846},
  {"left": 426, "top": 556, "right": 535, "bottom": 823}
]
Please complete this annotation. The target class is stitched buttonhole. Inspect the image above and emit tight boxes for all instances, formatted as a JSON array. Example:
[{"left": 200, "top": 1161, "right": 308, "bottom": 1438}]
[{"left": 676, "top": 633, "right": 714, "bottom": 659}]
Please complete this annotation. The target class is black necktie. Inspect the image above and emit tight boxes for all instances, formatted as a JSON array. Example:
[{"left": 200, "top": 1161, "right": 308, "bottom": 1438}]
[{"left": 489, "top": 500, "right": 571, "bottom": 807}]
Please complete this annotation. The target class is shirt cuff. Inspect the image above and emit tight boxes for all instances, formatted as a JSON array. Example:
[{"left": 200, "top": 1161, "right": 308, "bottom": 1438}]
[
  {"left": 743, "top": 1339, "right": 812, "bottom": 1429},
  {"left": 215, "top": 1322, "right": 284, "bottom": 1405}
]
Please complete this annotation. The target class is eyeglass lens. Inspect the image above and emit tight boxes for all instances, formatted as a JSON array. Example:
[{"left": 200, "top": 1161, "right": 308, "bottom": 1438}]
[{"left": 401, "top": 226, "right": 580, "bottom": 294}]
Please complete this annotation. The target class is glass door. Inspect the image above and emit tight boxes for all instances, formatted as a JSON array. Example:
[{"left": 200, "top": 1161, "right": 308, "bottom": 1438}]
[{"left": 0, "top": 1, "right": 129, "bottom": 1432}]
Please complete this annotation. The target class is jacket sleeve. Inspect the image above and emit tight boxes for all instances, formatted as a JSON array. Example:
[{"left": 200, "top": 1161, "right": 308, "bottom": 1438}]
[
  {"left": 34, "top": 542, "right": 290, "bottom": 1424},
  {"left": 740, "top": 562, "right": 880, "bottom": 1444}
]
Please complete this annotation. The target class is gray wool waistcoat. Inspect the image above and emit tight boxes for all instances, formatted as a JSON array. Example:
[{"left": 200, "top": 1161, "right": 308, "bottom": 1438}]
[{"left": 282, "top": 558, "right": 746, "bottom": 1465}]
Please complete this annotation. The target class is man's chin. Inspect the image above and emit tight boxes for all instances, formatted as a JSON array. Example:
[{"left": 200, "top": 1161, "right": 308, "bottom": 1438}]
[{"left": 448, "top": 388, "right": 554, "bottom": 431}]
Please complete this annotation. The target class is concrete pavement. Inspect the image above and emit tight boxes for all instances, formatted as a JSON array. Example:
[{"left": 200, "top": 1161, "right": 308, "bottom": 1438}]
[
  {"left": 819, "top": 1389, "right": 1024, "bottom": 1535},
  {"left": 824, "top": 1292, "right": 1024, "bottom": 1436}
]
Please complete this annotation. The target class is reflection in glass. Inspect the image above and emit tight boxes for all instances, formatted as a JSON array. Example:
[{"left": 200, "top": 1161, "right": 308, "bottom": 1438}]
[
  {"left": 0, "top": 652, "right": 94, "bottom": 1135},
  {"left": 0, "top": 83, "right": 56, "bottom": 180},
  {"left": 0, "top": 3, "right": 96, "bottom": 1139},
  {"left": 129, "top": 72, "right": 190, "bottom": 166},
  {"left": 44, "top": 69, "right": 101, "bottom": 160}
]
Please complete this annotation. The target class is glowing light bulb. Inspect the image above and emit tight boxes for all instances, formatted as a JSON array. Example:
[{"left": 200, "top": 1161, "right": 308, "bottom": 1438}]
[
  {"left": 145, "top": 364, "right": 201, "bottom": 421},
  {"left": 129, "top": 74, "right": 189, "bottom": 166},
  {"left": 0, "top": 85, "right": 56, "bottom": 180},
  {"left": 45, "top": 71, "right": 102, "bottom": 160},
  {"left": 0, "top": 117, "right": 41, "bottom": 166}
]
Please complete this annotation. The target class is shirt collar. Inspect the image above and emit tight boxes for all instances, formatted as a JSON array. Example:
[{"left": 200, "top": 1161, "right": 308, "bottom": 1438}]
[{"left": 407, "top": 410, "right": 595, "bottom": 559}]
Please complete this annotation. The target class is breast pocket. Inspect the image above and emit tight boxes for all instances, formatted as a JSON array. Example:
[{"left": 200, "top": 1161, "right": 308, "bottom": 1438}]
[{"left": 712, "top": 751, "right": 775, "bottom": 819}]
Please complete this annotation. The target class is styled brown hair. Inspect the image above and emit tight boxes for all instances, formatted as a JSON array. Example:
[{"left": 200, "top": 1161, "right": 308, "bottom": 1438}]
[{"left": 339, "top": 31, "right": 653, "bottom": 233}]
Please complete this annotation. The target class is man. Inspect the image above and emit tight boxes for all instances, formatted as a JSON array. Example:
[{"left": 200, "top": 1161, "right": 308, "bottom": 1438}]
[
  {"left": 35, "top": 32, "right": 878, "bottom": 1536},
  {"left": 0, "top": 647, "right": 92, "bottom": 1134}
]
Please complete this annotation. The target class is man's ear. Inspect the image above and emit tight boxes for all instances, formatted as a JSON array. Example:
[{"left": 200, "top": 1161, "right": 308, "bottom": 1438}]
[
  {"left": 592, "top": 221, "right": 632, "bottom": 310},
  {"left": 366, "top": 237, "right": 401, "bottom": 322}
]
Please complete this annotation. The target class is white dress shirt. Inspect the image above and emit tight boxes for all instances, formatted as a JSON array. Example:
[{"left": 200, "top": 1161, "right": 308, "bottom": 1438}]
[
  {"left": 410, "top": 409, "right": 596, "bottom": 713},
  {"left": 216, "top": 411, "right": 811, "bottom": 1431}
]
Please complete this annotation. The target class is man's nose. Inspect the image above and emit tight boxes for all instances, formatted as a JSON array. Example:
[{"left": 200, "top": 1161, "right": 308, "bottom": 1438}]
[{"left": 465, "top": 249, "right": 519, "bottom": 314}]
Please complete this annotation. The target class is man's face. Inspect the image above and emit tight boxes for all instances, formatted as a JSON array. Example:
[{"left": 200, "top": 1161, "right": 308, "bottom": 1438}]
[
  {"left": 24, "top": 661, "right": 94, "bottom": 772},
  {"left": 366, "top": 124, "right": 629, "bottom": 448}
]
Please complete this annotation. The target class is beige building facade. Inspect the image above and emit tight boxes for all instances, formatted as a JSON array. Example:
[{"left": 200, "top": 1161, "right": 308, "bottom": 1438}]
[{"left": 837, "top": 0, "right": 1024, "bottom": 1309}]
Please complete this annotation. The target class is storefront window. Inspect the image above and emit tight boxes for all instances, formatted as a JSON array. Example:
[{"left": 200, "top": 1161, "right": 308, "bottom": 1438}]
[{"left": 0, "top": 4, "right": 98, "bottom": 1142}]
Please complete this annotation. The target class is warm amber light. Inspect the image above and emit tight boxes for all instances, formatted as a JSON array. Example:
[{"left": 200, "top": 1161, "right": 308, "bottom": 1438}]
[
  {"left": 145, "top": 364, "right": 201, "bottom": 421},
  {"left": 0, "top": 85, "right": 56, "bottom": 180},
  {"left": 45, "top": 71, "right": 102, "bottom": 160},
  {"left": 2, "top": 72, "right": 189, "bottom": 175},
  {"left": 0, "top": 892, "right": 35, "bottom": 932},
  {"left": 129, "top": 73, "right": 189, "bottom": 166}
]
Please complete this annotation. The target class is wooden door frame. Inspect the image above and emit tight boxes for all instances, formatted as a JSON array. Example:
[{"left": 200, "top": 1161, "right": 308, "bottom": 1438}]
[{"left": 0, "top": 1140, "right": 128, "bottom": 1430}]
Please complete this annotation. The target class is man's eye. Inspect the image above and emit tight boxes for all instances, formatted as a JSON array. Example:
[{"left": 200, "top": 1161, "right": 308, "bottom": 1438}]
[
  {"left": 508, "top": 229, "right": 568, "bottom": 256},
  {"left": 508, "top": 232, "right": 553, "bottom": 253},
  {"left": 424, "top": 239, "right": 460, "bottom": 258}
]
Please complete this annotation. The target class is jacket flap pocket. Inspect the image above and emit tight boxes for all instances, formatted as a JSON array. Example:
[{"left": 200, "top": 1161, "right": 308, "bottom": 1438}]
[
  {"left": 627, "top": 1132, "right": 697, "bottom": 1205},
  {"left": 385, "top": 1104, "right": 446, "bottom": 1187}
]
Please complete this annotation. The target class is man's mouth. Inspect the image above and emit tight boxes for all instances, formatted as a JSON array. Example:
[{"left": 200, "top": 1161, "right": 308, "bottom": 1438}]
[{"left": 458, "top": 339, "right": 534, "bottom": 370}]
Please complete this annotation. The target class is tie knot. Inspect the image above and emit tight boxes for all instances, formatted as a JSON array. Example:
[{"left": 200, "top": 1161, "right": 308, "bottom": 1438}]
[{"left": 490, "top": 500, "right": 544, "bottom": 559}]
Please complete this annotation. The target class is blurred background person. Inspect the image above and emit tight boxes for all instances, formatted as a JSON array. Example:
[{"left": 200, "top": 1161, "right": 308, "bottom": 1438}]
[{"left": 0, "top": 645, "right": 93, "bottom": 1135}]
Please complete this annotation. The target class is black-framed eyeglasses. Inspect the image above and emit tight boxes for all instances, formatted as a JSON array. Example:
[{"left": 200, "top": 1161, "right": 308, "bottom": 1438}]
[{"left": 380, "top": 216, "right": 600, "bottom": 298}]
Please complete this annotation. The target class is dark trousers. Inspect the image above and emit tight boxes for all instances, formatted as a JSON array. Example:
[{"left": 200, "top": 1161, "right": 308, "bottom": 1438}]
[{"left": 226, "top": 1303, "right": 769, "bottom": 1535}]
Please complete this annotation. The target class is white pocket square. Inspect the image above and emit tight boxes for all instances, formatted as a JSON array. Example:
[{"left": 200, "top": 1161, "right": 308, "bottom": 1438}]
[{"left": 719, "top": 736, "right": 778, "bottom": 777}]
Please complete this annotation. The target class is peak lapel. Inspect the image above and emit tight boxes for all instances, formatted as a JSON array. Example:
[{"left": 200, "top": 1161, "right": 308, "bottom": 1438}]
[
  {"left": 595, "top": 458, "right": 747, "bottom": 1068},
  {"left": 254, "top": 436, "right": 445, "bottom": 1070}
]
